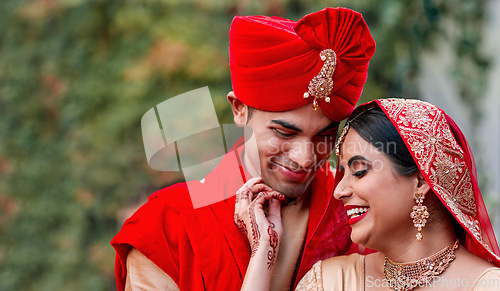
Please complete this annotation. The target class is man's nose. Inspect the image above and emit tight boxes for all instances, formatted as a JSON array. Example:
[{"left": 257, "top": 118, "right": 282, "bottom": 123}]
[{"left": 288, "top": 140, "right": 316, "bottom": 169}]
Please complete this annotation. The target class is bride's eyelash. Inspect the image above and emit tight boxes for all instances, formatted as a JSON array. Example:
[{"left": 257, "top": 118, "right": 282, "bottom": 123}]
[{"left": 352, "top": 169, "right": 368, "bottom": 177}]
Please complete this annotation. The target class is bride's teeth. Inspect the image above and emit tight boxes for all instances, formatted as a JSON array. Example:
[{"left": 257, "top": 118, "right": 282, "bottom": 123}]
[{"left": 347, "top": 207, "right": 369, "bottom": 218}]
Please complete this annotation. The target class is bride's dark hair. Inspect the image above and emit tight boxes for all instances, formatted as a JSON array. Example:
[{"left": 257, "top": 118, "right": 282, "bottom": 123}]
[{"left": 348, "top": 106, "right": 418, "bottom": 176}]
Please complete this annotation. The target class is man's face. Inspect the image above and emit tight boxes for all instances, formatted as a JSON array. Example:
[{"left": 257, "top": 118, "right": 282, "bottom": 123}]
[{"left": 242, "top": 104, "right": 338, "bottom": 199}]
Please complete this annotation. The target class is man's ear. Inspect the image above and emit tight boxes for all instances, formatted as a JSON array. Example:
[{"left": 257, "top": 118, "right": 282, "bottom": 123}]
[
  {"left": 227, "top": 91, "right": 247, "bottom": 128},
  {"left": 415, "top": 172, "right": 431, "bottom": 196}
]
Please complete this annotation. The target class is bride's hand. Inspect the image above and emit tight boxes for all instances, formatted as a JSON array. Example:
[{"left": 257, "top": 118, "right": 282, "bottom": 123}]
[{"left": 234, "top": 177, "right": 285, "bottom": 269}]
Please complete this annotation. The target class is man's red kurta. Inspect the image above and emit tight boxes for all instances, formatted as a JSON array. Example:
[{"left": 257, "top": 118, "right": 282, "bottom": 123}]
[{"left": 111, "top": 140, "right": 352, "bottom": 290}]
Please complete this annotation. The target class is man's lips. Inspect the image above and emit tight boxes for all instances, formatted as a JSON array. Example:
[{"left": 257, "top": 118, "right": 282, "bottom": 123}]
[
  {"left": 272, "top": 162, "right": 309, "bottom": 181},
  {"left": 344, "top": 205, "right": 370, "bottom": 225}
]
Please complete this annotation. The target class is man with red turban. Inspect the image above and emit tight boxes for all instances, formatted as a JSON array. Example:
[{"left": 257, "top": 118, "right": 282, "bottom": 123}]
[{"left": 112, "top": 7, "right": 375, "bottom": 290}]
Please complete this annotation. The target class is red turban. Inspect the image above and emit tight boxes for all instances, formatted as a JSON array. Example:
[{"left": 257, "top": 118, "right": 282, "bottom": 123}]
[{"left": 229, "top": 7, "right": 376, "bottom": 122}]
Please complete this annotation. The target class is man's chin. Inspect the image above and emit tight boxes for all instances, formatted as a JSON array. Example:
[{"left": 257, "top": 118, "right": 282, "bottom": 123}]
[{"left": 265, "top": 179, "right": 311, "bottom": 199}]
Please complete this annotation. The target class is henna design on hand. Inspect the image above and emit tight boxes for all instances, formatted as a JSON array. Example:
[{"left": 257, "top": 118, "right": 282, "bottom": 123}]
[
  {"left": 234, "top": 214, "right": 248, "bottom": 236},
  {"left": 267, "top": 222, "right": 279, "bottom": 269},
  {"left": 249, "top": 204, "right": 261, "bottom": 257},
  {"left": 235, "top": 188, "right": 249, "bottom": 203},
  {"left": 241, "top": 189, "right": 249, "bottom": 201},
  {"left": 271, "top": 193, "right": 285, "bottom": 200}
]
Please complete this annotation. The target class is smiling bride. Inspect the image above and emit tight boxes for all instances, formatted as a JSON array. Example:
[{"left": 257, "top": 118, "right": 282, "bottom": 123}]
[{"left": 238, "top": 98, "right": 500, "bottom": 291}]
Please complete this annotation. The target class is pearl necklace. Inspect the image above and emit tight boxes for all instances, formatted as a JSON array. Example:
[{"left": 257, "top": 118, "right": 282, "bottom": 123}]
[{"left": 383, "top": 240, "right": 459, "bottom": 291}]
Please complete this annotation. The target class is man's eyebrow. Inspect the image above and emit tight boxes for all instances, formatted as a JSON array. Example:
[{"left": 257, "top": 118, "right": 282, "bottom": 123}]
[
  {"left": 270, "top": 119, "right": 303, "bottom": 133},
  {"left": 318, "top": 121, "right": 340, "bottom": 134},
  {"left": 347, "top": 155, "right": 370, "bottom": 168}
]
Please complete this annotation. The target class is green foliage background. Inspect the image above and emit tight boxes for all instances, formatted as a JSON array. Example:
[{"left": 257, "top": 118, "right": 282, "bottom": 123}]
[{"left": 0, "top": 0, "right": 491, "bottom": 290}]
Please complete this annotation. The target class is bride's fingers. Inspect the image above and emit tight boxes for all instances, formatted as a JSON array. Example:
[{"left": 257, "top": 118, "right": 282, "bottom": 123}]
[
  {"left": 249, "top": 191, "right": 284, "bottom": 228},
  {"left": 266, "top": 201, "right": 281, "bottom": 269},
  {"left": 252, "top": 191, "right": 285, "bottom": 204},
  {"left": 235, "top": 177, "right": 263, "bottom": 207},
  {"left": 244, "top": 177, "right": 263, "bottom": 201},
  {"left": 267, "top": 193, "right": 283, "bottom": 235},
  {"left": 248, "top": 183, "right": 274, "bottom": 199},
  {"left": 234, "top": 178, "right": 285, "bottom": 254},
  {"left": 234, "top": 186, "right": 250, "bottom": 216},
  {"left": 248, "top": 192, "right": 283, "bottom": 264},
  {"left": 247, "top": 193, "right": 265, "bottom": 256},
  {"left": 249, "top": 192, "right": 268, "bottom": 224},
  {"left": 234, "top": 177, "right": 262, "bottom": 220},
  {"left": 234, "top": 177, "right": 265, "bottom": 237}
]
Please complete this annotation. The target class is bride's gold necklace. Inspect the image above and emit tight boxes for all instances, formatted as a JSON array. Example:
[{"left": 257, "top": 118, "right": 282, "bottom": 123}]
[{"left": 383, "top": 240, "right": 459, "bottom": 291}]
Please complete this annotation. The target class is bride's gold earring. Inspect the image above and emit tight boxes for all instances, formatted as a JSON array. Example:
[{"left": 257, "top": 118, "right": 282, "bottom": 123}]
[{"left": 410, "top": 192, "right": 429, "bottom": 242}]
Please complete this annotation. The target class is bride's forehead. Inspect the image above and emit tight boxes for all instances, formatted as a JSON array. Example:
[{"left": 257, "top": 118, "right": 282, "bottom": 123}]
[{"left": 340, "top": 131, "right": 382, "bottom": 156}]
